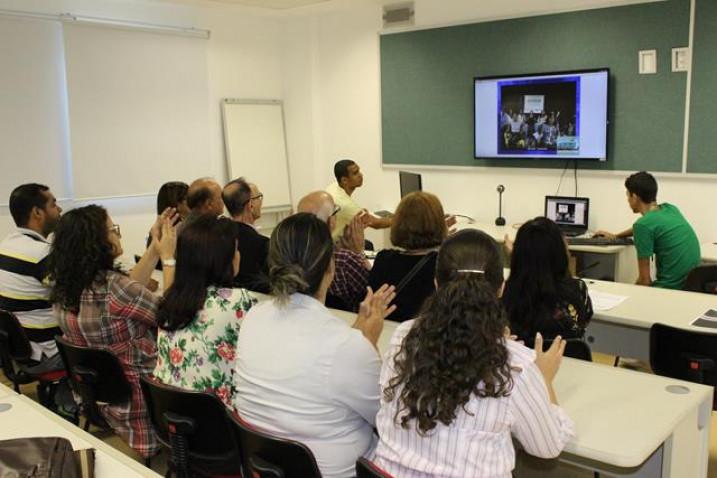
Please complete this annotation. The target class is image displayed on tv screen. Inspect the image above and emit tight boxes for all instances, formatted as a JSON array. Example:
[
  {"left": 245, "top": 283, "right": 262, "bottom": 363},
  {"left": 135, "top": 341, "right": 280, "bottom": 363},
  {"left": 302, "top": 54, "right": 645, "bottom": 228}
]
[{"left": 497, "top": 77, "right": 580, "bottom": 156}]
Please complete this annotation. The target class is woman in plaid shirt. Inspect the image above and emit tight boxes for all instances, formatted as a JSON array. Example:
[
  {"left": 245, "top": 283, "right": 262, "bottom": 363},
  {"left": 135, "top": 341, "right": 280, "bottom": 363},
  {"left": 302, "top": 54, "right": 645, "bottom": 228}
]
[{"left": 48, "top": 205, "right": 177, "bottom": 459}]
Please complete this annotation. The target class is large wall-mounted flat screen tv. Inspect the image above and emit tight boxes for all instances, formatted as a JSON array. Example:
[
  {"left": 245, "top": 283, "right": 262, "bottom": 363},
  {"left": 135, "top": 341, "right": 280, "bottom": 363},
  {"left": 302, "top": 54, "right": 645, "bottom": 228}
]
[{"left": 474, "top": 69, "right": 609, "bottom": 161}]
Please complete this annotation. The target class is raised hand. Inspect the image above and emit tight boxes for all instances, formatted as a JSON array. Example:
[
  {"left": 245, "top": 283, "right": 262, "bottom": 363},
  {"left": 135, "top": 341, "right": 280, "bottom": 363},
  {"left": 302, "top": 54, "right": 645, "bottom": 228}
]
[
  {"left": 353, "top": 284, "right": 397, "bottom": 347},
  {"left": 534, "top": 333, "right": 566, "bottom": 384}
]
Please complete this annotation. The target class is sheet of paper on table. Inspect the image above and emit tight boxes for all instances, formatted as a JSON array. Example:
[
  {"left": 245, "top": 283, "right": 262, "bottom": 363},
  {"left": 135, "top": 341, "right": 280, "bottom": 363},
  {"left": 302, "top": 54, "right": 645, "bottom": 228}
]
[{"left": 588, "top": 289, "right": 629, "bottom": 311}]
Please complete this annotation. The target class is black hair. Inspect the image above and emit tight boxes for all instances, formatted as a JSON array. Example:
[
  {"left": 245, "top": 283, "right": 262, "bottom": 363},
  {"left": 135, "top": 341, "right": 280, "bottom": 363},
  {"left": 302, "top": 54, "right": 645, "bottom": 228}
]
[
  {"left": 268, "top": 213, "right": 334, "bottom": 302},
  {"left": 9, "top": 183, "right": 50, "bottom": 227},
  {"left": 222, "top": 178, "right": 252, "bottom": 217},
  {"left": 625, "top": 171, "right": 658, "bottom": 203},
  {"left": 48, "top": 205, "right": 116, "bottom": 312},
  {"left": 157, "top": 216, "right": 238, "bottom": 331},
  {"left": 156, "top": 181, "right": 188, "bottom": 215},
  {"left": 333, "top": 159, "right": 356, "bottom": 183},
  {"left": 384, "top": 228, "right": 511, "bottom": 435},
  {"left": 502, "top": 217, "right": 571, "bottom": 340}
]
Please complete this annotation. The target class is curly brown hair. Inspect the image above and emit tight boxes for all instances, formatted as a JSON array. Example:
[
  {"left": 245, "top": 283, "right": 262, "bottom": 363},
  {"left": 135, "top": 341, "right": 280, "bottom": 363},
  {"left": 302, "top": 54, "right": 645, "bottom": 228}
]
[
  {"left": 384, "top": 229, "right": 512, "bottom": 435},
  {"left": 47, "top": 205, "right": 116, "bottom": 312}
]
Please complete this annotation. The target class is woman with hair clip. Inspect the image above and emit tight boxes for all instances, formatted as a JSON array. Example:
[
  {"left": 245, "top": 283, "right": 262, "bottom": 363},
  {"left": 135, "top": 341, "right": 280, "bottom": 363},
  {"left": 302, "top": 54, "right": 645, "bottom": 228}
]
[
  {"left": 154, "top": 215, "right": 256, "bottom": 410},
  {"left": 503, "top": 217, "right": 593, "bottom": 343},
  {"left": 48, "top": 205, "right": 177, "bottom": 459},
  {"left": 372, "top": 229, "right": 574, "bottom": 477},
  {"left": 235, "top": 213, "right": 396, "bottom": 478}
]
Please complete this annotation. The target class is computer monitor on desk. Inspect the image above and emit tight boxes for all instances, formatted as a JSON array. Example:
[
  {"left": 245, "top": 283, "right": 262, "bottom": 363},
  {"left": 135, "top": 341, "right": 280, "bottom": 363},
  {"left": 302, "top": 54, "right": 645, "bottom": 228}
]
[
  {"left": 545, "top": 196, "right": 590, "bottom": 237},
  {"left": 399, "top": 171, "right": 422, "bottom": 198}
]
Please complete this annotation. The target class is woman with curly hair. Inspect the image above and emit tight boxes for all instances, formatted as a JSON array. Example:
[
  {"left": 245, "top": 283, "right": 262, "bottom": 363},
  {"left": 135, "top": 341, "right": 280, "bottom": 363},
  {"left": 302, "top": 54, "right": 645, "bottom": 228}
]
[
  {"left": 48, "top": 205, "right": 176, "bottom": 459},
  {"left": 372, "top": 229, "right": 574, "bottom": 477},
  {"left": 154, "top": 215, "right": 256, "bottom": 411}
]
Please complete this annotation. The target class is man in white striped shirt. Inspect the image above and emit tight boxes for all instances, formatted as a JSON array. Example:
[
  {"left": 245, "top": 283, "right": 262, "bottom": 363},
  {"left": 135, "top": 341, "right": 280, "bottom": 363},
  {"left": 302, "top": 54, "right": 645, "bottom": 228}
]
[{"left": 0, "top": 183, "right": 63, "bottom": 370}]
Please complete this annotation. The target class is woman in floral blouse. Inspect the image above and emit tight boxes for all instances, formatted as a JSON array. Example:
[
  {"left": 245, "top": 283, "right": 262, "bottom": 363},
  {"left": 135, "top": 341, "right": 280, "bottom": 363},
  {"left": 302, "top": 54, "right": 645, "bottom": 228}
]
[{"left": 154, "top": 216, "right": 256, "bottom": 410}]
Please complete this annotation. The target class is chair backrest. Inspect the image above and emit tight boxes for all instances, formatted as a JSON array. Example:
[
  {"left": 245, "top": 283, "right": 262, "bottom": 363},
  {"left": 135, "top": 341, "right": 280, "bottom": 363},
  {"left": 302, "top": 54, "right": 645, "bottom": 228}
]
[
  {"left": 54, "top": 336, "right": 132, "bottom": 404},
  {"left": 139, "top": 376, "right": 240, "bottom": 462},
  {"left": 650, "top": 323, "right": 717, "bottom": 388},
  {"left": 229, "top": 413, "right": 322, "bottom": 478},
  {"left": 0, "top": 310, "right": 32, "bottom": 362},
  {"left": 526, "top": 337, "right": 592, "bottom": 362},
  {"left": 356, "top": 457, "right": 393, "bottom": 478},
  {"left": 683, "top": 265, "right": 717, "bottom": 294},
  {"left": 0, "top": 310, "right": 33, "bottom": 383}
]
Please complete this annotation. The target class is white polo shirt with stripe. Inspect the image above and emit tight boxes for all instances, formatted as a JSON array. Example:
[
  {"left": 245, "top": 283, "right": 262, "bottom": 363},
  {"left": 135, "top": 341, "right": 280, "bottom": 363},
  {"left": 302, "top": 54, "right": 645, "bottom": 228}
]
[{"left": 0, "top": 227, "right": 59, "bottom": 361}]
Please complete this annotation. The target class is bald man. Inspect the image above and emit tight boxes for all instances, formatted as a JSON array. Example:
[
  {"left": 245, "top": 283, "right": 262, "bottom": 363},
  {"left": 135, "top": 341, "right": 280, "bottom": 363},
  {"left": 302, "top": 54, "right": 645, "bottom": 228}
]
[
  {"left": 297, "top": 191, "right": 370, "bottom": 312},
  {"left": 185, "top": 178, "right": 224, "bottom": 224},
  {"left": 223, "top": 178, "right": 270, "bottom": 293}
]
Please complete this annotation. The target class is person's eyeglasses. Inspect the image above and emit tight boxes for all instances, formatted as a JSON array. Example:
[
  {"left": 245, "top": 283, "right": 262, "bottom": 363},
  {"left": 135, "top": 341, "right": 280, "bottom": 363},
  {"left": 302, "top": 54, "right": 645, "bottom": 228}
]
[
  {"left": 330, "top": 205, "right": 341, "bottom": 217},
  {"left": 251, "top": 193, "right": 264, "bottom": 201},
  {"left": 109, "top": 224, "right": 121, "bottom": 237}
]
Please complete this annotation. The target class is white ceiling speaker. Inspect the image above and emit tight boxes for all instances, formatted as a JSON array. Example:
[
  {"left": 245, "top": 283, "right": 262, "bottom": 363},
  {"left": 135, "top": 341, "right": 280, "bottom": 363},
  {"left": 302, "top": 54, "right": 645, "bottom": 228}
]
[{"left": 383, "top": 2, "right": 414, "bottom": 28}]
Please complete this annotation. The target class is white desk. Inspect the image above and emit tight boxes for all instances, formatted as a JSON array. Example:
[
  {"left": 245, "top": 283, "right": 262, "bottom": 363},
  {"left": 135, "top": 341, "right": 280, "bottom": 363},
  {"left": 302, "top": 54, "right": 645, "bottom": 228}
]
[
  {"left": 0, "top": 383, "right": 161, "bottom": 477},
  {"left": 585, "top": 279, "right": 717, "bottom": 362},
  {"left": 702, "top": 242, "right": 717, "bottom": 263},
  {"left": 455, "top": 221, "right": 638, "bottom": 283},
  {"left": 322, "top": 303, "right": 712, "bottom": 477}
]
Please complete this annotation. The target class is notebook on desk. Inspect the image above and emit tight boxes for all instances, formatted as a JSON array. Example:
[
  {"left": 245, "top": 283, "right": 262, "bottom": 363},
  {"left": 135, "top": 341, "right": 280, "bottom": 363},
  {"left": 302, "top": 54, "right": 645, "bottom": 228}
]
[{"left": 545, "top": 195, "right": 590, "bottom": 237}]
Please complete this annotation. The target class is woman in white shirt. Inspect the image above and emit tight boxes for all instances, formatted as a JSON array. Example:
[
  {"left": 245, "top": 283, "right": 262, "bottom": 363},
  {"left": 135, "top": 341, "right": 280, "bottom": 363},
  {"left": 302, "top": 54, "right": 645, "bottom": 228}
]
[
  {"left": 373, "top": 228, "right": 575, "bottom": 477},
  {"left": 234, "top": 212, "right": 396, "bottom": 478}
]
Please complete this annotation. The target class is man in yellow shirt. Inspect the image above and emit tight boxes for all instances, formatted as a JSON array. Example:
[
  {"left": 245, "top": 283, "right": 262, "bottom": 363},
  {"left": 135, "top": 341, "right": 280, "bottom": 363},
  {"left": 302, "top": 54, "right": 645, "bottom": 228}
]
[{"left": 326, "top": 159, "right": 392, "bottom": 241}]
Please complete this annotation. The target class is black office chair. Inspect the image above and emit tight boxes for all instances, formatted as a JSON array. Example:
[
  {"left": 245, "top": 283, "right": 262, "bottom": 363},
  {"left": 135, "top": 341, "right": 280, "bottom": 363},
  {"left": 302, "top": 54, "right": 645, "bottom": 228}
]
[
  {"left": 54, "top": 336, "right": 132, "bottom": 432},
  {"left": 650, "top": 323, "right": 717, "bottom": 409},
  {"left": 356, "top": 457, "right": 393, "bottom": 478},
  {"left": 683, "top": 265, "right": 717, "bottom": 294},
  {"left": 229, "top": 413, "right": 322, "bottom": 478},
  {"left": 525, "top": 337, "right": 593, "bottom": 362},
  {"left": 140, "top": 376, "right": 242, "bottom": 478},
  {"left": 0, "top": 310, "right": 66, "bottom": 408}
]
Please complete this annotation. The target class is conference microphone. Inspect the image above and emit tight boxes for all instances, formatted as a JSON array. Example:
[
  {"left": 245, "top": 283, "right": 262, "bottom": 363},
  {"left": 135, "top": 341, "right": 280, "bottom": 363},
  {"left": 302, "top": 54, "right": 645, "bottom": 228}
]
[{"left": 495, "top": 184, "right": 506, "bottom": 226}]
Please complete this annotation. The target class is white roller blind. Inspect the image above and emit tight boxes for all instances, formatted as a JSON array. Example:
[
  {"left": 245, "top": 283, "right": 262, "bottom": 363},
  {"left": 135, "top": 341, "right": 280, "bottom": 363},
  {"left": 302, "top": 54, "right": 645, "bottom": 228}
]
[
  {"left": 63, "top": 23, "right": 211, "bottom": 199},
  {"left": 0, "top": 16, "right": 70, "bottom": 202}
]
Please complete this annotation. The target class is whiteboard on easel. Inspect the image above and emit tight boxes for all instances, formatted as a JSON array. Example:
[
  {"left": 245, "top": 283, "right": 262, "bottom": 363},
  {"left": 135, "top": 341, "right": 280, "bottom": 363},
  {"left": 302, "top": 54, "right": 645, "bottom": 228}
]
[{"left": 222, "top": 99, "right": 292, "bottom": 212}]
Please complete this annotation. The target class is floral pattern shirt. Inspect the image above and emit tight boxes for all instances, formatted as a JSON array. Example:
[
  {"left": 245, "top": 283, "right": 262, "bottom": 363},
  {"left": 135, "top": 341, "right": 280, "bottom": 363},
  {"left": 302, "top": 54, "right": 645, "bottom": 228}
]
[{"left": 154, "top": 286, "right": 256, "bottom": 410}]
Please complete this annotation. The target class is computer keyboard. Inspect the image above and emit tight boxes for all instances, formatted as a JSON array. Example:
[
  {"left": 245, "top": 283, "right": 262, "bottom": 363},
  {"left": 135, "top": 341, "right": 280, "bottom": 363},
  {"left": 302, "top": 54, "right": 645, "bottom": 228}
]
[{"left": 567, "top": 236, "right": 634, "bottom": 246}]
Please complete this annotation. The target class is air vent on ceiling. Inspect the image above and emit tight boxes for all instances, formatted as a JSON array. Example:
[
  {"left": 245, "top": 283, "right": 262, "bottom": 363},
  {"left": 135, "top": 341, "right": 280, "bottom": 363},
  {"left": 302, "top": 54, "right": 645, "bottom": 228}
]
[{"left": 383, "top": 2, "right": 414, "bottom": 28}]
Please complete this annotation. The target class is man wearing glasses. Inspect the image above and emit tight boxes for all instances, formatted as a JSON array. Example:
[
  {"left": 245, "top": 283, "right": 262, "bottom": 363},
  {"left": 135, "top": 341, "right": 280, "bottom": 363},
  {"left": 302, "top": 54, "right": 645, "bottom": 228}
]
[
  {"left": 297, "top": 191, "right": 371, "bottom": 312},
  {"left": 222, "top": 177, "right": 270, "bottom": 293}
]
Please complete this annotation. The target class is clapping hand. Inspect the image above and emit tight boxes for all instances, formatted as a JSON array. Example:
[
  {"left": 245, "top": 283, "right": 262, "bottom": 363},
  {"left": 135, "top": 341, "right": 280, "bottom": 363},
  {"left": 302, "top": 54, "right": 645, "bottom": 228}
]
[
  {"left": 150, "top": 208, "right": 179, "bottom": 260},
  {"left": 353, "top": 284, "right": 397, "bottom": 348},
  {"left": 534, "top": 333, "right": 566, "bottom": 384}
]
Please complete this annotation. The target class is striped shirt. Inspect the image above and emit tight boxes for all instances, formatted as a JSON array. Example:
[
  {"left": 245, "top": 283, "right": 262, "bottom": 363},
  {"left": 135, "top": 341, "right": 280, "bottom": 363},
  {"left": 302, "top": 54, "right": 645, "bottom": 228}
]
[
  {"left": 0, "top": 228, "right": 60, "bottom": 361},
  {"left": 373, "top": 320, "right": 575, "bottom": 478}
]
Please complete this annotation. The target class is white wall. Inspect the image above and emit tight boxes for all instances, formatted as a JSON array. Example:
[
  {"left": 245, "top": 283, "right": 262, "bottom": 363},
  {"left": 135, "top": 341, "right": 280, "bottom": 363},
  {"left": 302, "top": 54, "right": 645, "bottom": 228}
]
[
  {"left": 280, "top": 0, "right": 717, "bottom": 251},
  {"left": 2, "top": 0, "right": 713, "bottom": 258},
  {"left": 0, "top": 0, "right": 284, "bottom": 254}
]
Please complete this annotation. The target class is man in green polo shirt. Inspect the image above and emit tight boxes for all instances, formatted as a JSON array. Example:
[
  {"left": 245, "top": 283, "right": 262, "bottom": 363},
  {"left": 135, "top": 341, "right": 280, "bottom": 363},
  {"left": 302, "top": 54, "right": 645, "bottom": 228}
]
[{"left": 595, "top": 171, "right": 701, "bottom": 289}]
